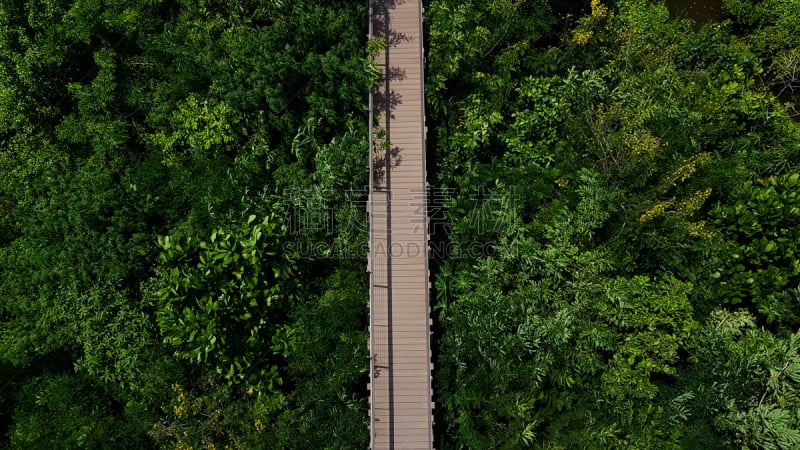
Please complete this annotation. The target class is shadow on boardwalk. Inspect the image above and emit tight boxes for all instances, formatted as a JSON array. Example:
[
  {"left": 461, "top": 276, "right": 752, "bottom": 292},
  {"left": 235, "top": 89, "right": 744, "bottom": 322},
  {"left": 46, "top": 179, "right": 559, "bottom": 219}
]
[{"left": 371, "top": 0, "right": 415, "bottom": 188}]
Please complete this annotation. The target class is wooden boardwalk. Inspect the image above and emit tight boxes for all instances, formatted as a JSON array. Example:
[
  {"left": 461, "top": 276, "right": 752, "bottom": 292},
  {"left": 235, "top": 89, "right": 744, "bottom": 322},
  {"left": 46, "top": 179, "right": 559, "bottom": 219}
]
[{"left": 368, "top": 0, "right": 433, "bottom": 448}]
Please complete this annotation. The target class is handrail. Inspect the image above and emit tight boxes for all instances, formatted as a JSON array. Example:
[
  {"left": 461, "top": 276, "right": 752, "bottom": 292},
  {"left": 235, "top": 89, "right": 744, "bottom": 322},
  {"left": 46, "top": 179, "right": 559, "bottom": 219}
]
[
  {"left": 367, "top": 0, "right": 376, "bottom": 448},
  {"left": 418, "top": 1, "right": 433, "bottom": 446}
]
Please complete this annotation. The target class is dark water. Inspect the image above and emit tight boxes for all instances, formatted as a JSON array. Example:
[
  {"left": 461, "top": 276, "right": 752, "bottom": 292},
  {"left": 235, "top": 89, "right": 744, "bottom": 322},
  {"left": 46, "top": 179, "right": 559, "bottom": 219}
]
[{"left": 665, "top": 0, "right": 723, "bottom": 25}]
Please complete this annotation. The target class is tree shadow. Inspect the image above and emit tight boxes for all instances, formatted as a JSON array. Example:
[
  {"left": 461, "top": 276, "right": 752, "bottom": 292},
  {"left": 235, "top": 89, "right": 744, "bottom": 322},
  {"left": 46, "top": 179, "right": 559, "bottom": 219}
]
[
  {"left": 372, "top": 144, "right": 401, "bottom": 188},
  {"left": 382, "top": 66, "right": 406, "bottom": 83},
  {"left": 370, "top": 0, "right": 417, "bottom": 189},
  {"left": 372, "top": 90, "right": 402, "bottom": 118},
  {"left": 371, "top": 0, "right": 413, "bottom": 49}
]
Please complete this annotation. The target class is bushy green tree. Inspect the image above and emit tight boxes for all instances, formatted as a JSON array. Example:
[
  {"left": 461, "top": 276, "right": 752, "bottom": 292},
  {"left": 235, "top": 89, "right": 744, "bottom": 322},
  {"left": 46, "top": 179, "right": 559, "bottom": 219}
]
[
  {"left": 151, "top": 214, "right": 299, "bottom": 393},
  {"left": 710, "top": 173, "right": 800, "bottom": 325}
]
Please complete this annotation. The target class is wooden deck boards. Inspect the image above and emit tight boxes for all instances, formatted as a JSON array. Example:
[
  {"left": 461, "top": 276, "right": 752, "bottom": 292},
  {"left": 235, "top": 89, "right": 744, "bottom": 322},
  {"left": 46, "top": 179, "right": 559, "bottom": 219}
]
[{"left": 369, "top": 0, "right": 433, "bottom": 448}]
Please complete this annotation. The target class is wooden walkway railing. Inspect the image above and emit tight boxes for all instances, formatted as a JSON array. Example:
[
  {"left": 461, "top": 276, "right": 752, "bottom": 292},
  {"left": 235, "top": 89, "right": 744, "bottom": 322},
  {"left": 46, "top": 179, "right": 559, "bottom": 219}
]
[{"left": 368, "top": 0, "right": 433, "bottom": 448}]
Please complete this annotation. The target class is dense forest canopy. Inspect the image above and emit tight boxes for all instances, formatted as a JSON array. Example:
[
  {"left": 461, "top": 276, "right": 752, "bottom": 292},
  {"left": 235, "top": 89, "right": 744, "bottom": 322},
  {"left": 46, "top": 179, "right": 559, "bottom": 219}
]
[{"left": 0, "top": 0, "right": 799, "bottom": 448}]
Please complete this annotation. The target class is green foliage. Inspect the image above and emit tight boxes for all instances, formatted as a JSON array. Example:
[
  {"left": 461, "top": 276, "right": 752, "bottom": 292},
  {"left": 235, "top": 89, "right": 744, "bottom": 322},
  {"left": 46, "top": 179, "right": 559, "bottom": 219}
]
[
  {"left": 152, "top": 214, "right": 299, "bottom": 393},
  {"left": 267, "top": 269, "right": 369, "bottom": 449},
  {"left": 436, "top": 171, "right": 699, "bottom": 448},
  {"left": 598, "top": 276, "right": 696, "bottom": 403},
  {"left": 431, "top": 0, "right": 800, "bottom": 447},
  {"left": 502, "top": 75, "right": 570, "bottom": 167},
  {"left": 681, "top": 310, "right": 800, "bottom": 449},
  {"left": 722, "top": 0, "right": 800, "bottom": 55},
  {"left": 722, "top": 0, "right": 800, "bottom": 105},
  {"left": 0, "top": 0, "right": 370, "bottom": 446},
  {"left": 8, "top": 373, "right": 149, "bottom": 448},
  {"left": 711, "top": 173, "right": 800, "bottom": 324},
  {"left": 150, "top": 94, "right": 243, "bottom": 167},
  {"left": 426, "top": 0, "right": 557, "bottom": 119},
  {"left": 149, "top": 377, "right": 287, "bottom": 449},
  {"left": 365, "top": 37, "right": 385, "bottom": 88}
]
